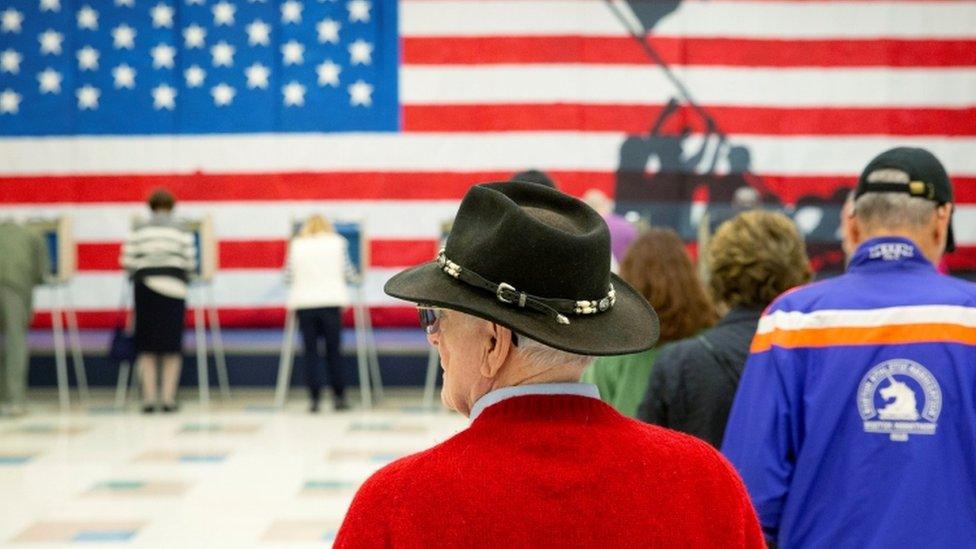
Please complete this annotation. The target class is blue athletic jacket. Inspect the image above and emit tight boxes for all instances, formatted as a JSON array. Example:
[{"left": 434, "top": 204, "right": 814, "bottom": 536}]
[{"left": 722, "top": 236, "right": 976, "bottom": 548}]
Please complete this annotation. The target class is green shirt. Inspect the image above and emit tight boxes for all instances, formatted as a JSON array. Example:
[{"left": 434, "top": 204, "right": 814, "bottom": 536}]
[{"left": 580, "top": 348, "right": 659, "bottom": 418}]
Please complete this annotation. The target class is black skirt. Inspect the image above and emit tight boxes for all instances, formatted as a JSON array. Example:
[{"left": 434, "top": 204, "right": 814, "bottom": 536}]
[{"left": 134, "top": 279, "right": 186, "bottom": 354}]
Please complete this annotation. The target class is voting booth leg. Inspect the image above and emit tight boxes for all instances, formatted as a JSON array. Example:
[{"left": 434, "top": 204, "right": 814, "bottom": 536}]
[
  {"left": 206, "top": 285, "right": 231, "bottom": 401},
  {"left": 194, "top": 304, "right": 210, "bottom": 407},
  {"left": 50, "top": 297, "right": 70, "bottom": 411},
  {"left": 62, "top": 288, "right": 89, "bottom": 406},
  {"left": 114, "top": 358, "right": 143, "bottom": 409},
  {"left": 360, "top": 294, "right": 384, "bottom": 400},
  {"left": 115, "top": 360, "right": 130, "bottom": 410},
  {"left": 353, "top": 302, "right": 373, "bottom": 409},
  {"left": 423, "top": 346, "right": 440, "bottom": 410},
  {"left": 274, "top": 310, "right": 298, "bottom": 409}
]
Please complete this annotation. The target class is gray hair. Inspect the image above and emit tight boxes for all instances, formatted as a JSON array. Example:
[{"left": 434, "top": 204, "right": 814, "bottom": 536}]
[
  {"left": 514, "top": 335, "right": 594, "bottom": 370},
  {"left": 455, "top": 311, "right": 594, "bottom": 370},
  {"left": 854, "top": 192, "right": 937, "bottom": 232}
]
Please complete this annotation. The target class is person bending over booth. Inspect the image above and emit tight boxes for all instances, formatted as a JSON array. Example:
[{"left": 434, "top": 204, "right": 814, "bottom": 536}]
[
  {"left": 286, "top": 215, "right": 356, "bottom": 412},
  {"left": 121, "top": 189, "right": 196, "bottom": 413},
  {"left": 0, "top": 220, "right": 47, "bottom": 417}
]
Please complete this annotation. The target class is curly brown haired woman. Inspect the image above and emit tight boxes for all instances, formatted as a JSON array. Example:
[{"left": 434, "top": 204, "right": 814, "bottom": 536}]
[
  {"left": 638, "top": 210, "right": 811, "bottom": 447},
  {"left": 581, "top": 228, "right": 717, "bottom": 417}
]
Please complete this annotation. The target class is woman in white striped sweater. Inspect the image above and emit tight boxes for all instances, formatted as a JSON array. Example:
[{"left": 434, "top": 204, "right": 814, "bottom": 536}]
[{"left": 120, "top": 189, "right": 197, "bottom": 413}]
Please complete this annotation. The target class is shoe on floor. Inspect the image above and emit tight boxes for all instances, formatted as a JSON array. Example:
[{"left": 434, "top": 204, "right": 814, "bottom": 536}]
[
  {"left": 333, "top": 397, "right": 350, "bottom": 411},
  {"left": 161, "top": 403, "right": 179, "bottom": 413},
  {"left": 309, "top": 400, "right": 320, "bottom": 413},
  {"left": 141, "top": 404, "right": 157, "bottom": 414}
]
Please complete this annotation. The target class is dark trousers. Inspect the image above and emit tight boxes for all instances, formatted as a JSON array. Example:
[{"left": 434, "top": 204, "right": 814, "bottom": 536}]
[{"left": 296, "top": 307, "right": 344, "bottom": 402}]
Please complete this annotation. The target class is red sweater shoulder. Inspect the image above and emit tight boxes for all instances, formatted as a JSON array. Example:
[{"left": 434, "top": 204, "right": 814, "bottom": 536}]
[{"left": 335, "top": 395, "right": 763, "bottom": 548}]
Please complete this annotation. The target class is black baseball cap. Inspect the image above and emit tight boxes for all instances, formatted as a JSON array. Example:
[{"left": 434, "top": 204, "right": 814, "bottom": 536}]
[{"left": 855, "top": 147, "right": 955, "bottom": 252}]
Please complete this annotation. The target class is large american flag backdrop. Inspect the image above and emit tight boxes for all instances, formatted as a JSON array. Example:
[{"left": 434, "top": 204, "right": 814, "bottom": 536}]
[{"left": 1, "top": 0, "right": 974, "bottom": 328}]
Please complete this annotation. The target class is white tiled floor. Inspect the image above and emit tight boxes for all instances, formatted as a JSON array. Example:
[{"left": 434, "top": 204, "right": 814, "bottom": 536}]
[{"left": 0, "top": 389, "right": 467, "bottom": 548}]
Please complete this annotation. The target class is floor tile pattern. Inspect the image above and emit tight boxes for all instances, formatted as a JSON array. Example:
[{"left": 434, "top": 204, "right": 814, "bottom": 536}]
[{"left": 0, "top": 390, "right": 465, "bottom": 548}]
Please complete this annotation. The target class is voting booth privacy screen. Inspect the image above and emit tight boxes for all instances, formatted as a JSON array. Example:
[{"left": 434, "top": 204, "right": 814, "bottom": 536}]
[
  {"left": 184, "top": 216, "right": 218, "bottom": 282},
  {"left": 26, "top": 217, "right": 76, "bottom": 283}
]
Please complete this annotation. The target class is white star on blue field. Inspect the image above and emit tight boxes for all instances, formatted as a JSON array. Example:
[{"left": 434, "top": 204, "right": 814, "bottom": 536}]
[{"left": 0, "top": 0, "right": 398, "bottom": 135}]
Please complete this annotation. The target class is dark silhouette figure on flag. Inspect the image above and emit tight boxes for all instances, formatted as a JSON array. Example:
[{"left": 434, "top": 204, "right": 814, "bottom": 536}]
[{"left": 609, "top": 0, "right": 851, "bottom": 274}]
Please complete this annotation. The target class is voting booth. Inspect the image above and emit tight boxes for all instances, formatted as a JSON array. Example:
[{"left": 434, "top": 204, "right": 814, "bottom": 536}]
[
  {"left": 26, "top": 217, "right": 89, "bottom": 410},
  {"left": 116, "top": 215, "right": 228, "bottom": 409},
  {"left": 275, "top": 217, "right": 383, "bottom": 409},
  {"left": 30, "top": 216, "right": 77, "bottom": 284}
]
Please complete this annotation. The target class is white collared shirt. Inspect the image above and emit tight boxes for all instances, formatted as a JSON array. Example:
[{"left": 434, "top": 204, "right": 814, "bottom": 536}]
[{"left": 468, "top": 383, "right": 601, "bottom": 421}]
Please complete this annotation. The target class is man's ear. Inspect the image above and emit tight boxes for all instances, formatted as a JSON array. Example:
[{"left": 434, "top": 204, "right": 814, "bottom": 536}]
[
  {"left": 934, "top": 203, "right": 953, "bottom": 249},
  {"left": 935, "top": 203, "right": 953, "bottom": 228},
  {"left": 846, "top": 211, "right": 864, "bottom": 249},
  {"left": 480, "top": 323, "right": 514, "bottom": 379}
]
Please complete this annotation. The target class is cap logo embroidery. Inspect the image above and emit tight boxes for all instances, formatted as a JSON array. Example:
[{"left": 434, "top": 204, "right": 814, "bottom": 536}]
[
  {"left": 868, "top": 242, "right": 914, "bottom": 261},
  {"left": 866, "top": 168, "right": 910, "bottom": 185}
]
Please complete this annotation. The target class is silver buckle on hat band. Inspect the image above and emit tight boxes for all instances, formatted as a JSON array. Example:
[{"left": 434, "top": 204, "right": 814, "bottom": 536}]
[
  {"left": 435, "top": 249, "right": 615, "bottom": 326},
  {"left": 496, "top": 282, "right": 527, "bottom": 307}
]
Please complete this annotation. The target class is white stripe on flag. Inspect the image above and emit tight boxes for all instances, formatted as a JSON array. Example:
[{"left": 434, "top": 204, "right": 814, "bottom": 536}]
[
  {"left": 33, "top": 269, "right": 405, "bottom": 310},
  {"left": 401, "top": 66, "right": 976, "bottom": 107},
  {"left": 4, "top": 134, "right": 976, "bottom": 175},
  {"left": 0, "top": 202, "right": 461, "bottom": 242},
  {"left": 4, "top": 204, "right": 976, "bottom": 246},
  {"left": 401, "top": 0, "right": 976, "bottom": 38}
]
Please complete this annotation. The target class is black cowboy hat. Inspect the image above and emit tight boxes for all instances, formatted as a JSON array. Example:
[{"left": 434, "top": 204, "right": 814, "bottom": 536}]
[{"left": 384, "top": 182, "right": 659, "bottom": 356}]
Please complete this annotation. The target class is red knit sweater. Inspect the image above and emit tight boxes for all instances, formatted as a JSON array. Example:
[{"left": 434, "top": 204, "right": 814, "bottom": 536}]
[{"left": 335, "top": 395, "right": 764, "bottom": 548}]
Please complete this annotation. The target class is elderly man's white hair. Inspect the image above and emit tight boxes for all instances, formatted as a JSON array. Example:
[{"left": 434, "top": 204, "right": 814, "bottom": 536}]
[
  {"left": 461, "top": 313, "right": 594, "bottom": 370},
  {"left": 854, "top": 192, "right": 937, "bottom": 232},
  {"left": 515, "top": 335, "right": 595, "bottom": 370}
]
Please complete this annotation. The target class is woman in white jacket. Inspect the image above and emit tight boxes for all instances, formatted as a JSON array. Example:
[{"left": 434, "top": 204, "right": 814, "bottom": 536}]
[{"left": 286, "top": 215, "right": 355, "bottom": 412}]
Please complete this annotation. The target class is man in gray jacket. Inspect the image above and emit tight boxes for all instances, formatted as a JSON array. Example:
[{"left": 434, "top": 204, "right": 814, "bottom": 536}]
[{"left": 0, "top": 221, "right": 48, "bottom": 416}]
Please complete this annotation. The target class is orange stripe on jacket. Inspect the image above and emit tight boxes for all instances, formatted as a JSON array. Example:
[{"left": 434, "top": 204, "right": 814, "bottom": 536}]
[{"left": 750, "top": 323, "right": 976, "bottom": 353}]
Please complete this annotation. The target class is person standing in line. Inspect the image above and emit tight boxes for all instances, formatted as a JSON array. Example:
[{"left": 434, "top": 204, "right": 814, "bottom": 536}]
[
  {"left": 582, "top": 188, "right": 637, "bottom": 271},
  {"left": 0, "top": 220, "right": 48, "bottom": 417},
  {"left": 334, "top": 181, "right": 763, "bottom": 547},
  {"left": 286, "top": 215, "right": 355, "bottom": 412},
  {"left": 638, "top": 211, "right": 811, "bottom": 448},
  {"left": 510, "top": 169, "right": 558, "bottom": 190},
  {"left": 121, "top": 189, "right": 197, "bottom": 414},
  {"left": 581, "top": 228, "right": 717, "bottom": 417},
  {"left": 722, "top": 148, "right": 976, "bottom": 547}
]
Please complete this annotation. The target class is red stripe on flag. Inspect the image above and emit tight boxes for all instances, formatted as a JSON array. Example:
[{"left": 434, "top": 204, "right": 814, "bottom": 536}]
[
  {"left": 222, "top": 240, "right": 286, "bottom": 269},
  {"left": 403, "top": 36, "right": 976, "bottom": 67},
  {"left": 0, "top": 172, "right": 615, "bottom": 203},
  {"left": 372, "top": 239, "right": 438, "bottom": 267},
  {"left": 31, "top": 306, "right": 422, "bottom": 329},
  {"left": 77, "top": 239, "right": 439, "bottom": 271},
  {"left": 77, "top": 243, "right": 121, "bottom": 271},
  {"left": 3, "top": 173, "right": 975, "bottom": 205},
  {"left": 403, "top": 104, "right": 976, "bottom": 136}
]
